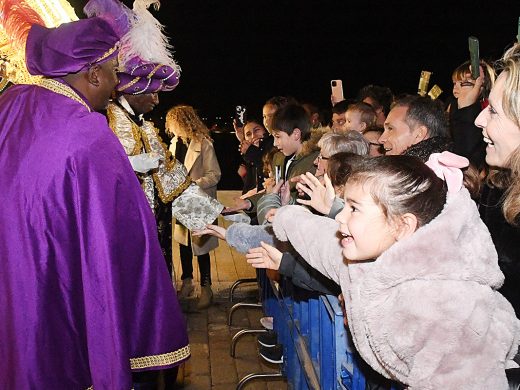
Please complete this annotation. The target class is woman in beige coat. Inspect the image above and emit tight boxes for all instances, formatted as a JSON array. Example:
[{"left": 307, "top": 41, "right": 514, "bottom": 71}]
[{"left": 166, "top": 105, "right": 221, "bottom": 309}]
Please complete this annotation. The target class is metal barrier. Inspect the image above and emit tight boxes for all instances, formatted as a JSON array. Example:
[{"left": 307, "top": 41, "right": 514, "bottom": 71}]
[
  {"left": 276, "top": 280, "right": 401, "bottom": 390},
  {"left": 233, "top": 273, "right": 402, "bottom": 390}
]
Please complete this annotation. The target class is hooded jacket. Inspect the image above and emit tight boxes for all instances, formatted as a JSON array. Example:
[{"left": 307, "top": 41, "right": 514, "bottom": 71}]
[{"left": 272, "top": 189, "right": 520, "bottom": 389}]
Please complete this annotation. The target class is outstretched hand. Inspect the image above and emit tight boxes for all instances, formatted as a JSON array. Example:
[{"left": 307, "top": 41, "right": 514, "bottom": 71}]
[
  {"left": 192, "top": 224, "right": 227, "bottom": 240},
  {"left": 246, "top": 241, "right": 283, "bottom": 270},
  {"left": 296, "top": 172, "right": 335, "bottom": 215},
  {"left": 223, "top": 197, "right": 251, "bottom": 214}
]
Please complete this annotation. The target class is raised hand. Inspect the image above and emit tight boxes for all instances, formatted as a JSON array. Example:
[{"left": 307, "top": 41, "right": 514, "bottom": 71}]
[
  {"left": 457, "top": 66, "right": 484, "bottom": 109},
  {"left": 280, "top": 182, "right": 291, "bottom": 206},
  {"left": 296, "top": 172, "right": 335, "bottom": 215}
]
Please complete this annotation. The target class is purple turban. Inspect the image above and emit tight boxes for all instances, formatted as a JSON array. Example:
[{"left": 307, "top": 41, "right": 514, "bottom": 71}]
[
  {"left": 26, "top": 17, "right": 120, "bottom": 77},
  {"left": 116, "top": 60, "right": 180, "bottom": 95}
]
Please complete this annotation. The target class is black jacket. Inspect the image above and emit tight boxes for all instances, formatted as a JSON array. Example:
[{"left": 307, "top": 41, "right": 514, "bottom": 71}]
[
  {"left": 479, "top": 184, "right": 520, "bottom": 315},
  {"left": 449, "top": 101, "right": 486, "bottom": 169},
  {"left": 279, "top": 252, "right": 340, "bottom": 296}
]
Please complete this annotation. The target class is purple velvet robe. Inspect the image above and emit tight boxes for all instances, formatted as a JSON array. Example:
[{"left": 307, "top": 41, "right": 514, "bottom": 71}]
[{"left": 0, "top": 83, "right": 190, "bottom": 389}]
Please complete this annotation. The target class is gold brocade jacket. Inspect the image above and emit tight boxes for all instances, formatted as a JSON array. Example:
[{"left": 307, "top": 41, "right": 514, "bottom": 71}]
[{"left": 107, "top": 102, "right": 190, "bottom": 209}]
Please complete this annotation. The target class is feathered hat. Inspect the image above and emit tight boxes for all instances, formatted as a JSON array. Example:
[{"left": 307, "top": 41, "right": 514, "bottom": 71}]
[
  {"left": 0, "top": 0, "right": 79, "bottom": 84},
  {"left": 84, "top": 0, "right": 180, "bottom": 95}
]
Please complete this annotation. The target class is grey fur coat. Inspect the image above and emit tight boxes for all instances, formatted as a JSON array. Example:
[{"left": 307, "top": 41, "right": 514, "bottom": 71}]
[{"left": 272, "top": 189, "right": 520, "bottom": 389}]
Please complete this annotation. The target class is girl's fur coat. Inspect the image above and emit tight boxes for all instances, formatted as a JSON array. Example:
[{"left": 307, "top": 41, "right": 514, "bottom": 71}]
[{"left": 272, "top": 189, "right": 520, "bottom": 389}]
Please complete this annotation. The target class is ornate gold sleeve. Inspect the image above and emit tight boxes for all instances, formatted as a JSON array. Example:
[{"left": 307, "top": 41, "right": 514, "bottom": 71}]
[{"left": 140, "top": 121, "right": 191, "bottom": 203}]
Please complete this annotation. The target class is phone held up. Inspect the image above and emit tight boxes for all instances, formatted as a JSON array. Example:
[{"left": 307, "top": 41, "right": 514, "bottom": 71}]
[
  {"left": 235, "top": 105, "right": 247, "bottom": 127},
  {"left": 331, "top": 80, "right": 344, "bottom": 104},
  {"left": 274, "top": 165, "right": 282, "bottom": 184},
  {"left": 468, "top": 36, "right": 480, "bottom": 80}
]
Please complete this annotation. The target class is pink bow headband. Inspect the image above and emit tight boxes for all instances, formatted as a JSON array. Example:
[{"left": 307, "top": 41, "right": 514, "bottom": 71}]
[{"left": 425, "top": 151, "right": 469, "bottom": 193}]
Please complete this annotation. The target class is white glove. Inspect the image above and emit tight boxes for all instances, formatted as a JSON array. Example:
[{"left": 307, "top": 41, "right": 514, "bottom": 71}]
[{"left": 128, "top": 152, "right": 162, "bottom": 173}]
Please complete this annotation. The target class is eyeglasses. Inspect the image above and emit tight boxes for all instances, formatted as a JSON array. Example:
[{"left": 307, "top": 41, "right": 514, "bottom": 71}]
[{"left": 317, "top": 154, "right": 329, "bottom": 162}]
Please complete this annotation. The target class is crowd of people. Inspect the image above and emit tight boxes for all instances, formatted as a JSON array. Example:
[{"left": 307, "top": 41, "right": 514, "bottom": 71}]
[
  {"left": 2, "top": 0, "right": 520, "bottom": 389},
  {"left": 195, "top": 47, "right": 520, "bottom": 389}
]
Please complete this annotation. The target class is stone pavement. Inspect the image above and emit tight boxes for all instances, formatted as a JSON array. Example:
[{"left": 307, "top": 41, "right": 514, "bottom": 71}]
[{"left": 172, "top": 191, "right": 288, "bottom": 390}]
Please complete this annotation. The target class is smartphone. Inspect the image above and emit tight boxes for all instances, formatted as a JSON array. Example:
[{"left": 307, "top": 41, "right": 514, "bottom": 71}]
[
  {"left": 274, "top": 165, "right": 282, "bottom": 184},
  {"left": 331, "top": 80, "right": 344, "bottom": 103},
  {"left": 468, "top": 36, "right": 480, "bottom": 80},
  {"left": 235, "top": 105, "right": 246, "bottom": 127}
]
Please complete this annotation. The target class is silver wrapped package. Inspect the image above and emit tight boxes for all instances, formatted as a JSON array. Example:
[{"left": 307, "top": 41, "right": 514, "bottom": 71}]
[{"left": 172, "top": 183, "right": 224, "bottom": 230}]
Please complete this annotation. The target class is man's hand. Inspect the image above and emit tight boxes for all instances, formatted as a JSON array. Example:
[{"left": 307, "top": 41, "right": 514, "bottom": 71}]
[
  {"left": 296, "top": 172, "right": 335, "bottom": 215},
  {"left": 246, "top": 241, "right": 283, "bottom": 270},
  {"left": 192, "top": 224, "right": 227, "bottom": 240}
]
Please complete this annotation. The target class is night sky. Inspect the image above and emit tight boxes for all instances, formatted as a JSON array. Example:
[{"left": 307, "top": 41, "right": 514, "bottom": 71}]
[{"left": 72, "top": 0, "right": 520, "bottom": 126}]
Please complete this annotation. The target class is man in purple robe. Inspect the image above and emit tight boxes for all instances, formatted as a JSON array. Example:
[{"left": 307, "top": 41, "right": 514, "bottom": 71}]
[{"left": 0, "top": 17, "right": 190, "bottom": 389}]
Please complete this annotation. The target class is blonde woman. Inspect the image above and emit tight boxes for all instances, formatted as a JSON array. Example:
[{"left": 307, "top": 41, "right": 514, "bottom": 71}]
[
  {"left": 475, "top": 43, "right": 520, "bottom": 316},
  {"left": 166, "top": 105, "right": 221, "bottom": 309}
]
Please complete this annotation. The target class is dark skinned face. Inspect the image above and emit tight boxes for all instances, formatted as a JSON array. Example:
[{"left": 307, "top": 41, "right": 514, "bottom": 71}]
[{"left": 126, "top": 93, "right": 159, "bottom": 115}]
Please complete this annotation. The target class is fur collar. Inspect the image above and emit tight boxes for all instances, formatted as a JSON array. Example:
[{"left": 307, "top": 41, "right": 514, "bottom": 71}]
[
  {"left": 404, "top": 136, "right": 453, "bottom": 162},
  {"left": 363, "top": 189, "right": 503, "bottom": 288},
  {"left": 272, "top": 190, "right": 520, "bottom": 389}
]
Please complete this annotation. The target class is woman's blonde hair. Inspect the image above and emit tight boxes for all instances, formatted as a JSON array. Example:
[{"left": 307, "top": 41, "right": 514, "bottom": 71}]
[
  {"left": 165, "top": 105, "right": 211, "bottom": 142},
  {"left": 487, "top": 43, "right": 520, "bottom": 225}
]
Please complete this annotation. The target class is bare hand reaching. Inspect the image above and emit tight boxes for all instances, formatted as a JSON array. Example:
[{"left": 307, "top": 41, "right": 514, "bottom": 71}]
[
  {"left": 192, "top": 224, "right": 227, "bottom": 240},
  {"left": 246, "top": 241, "right": 283, "bottom": 270},
  {"left": 222, "top": 197, "right": 251, "bottom": 214}
]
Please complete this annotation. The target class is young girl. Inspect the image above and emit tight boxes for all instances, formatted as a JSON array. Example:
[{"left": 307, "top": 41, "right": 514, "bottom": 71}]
[{"left": 250, "top": 153, "right": 519, "bottom": 389}]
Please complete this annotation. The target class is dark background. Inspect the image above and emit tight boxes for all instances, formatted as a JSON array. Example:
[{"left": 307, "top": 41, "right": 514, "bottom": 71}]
[
  {"left": 71, "top": 0, "right": 520, "bottom": 123},
  {"left": 71, "top": 0, "right": 520, "bottom": 189}
]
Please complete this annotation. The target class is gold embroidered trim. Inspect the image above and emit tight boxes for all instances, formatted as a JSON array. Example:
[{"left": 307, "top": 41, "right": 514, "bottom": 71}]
[
  {"left": 38, "top": 78, "right": 90, "bottom": 111},
  {"left": 130, "top": 345, "right": 191, "bottom": 370},
  {"left": 140, "top": 122, "right": 192, "bottom": 202},
  {"left": 86, "top": 346, "right": 190, "bottom": 388},
  {"left": 0, "top": 77, "right": 9, "bottom": 93},
  {"left": 94, "top": 43, "right": 119, "bottom": 64},
  {"left": 147, "top": 64, "right": 162, "bottom": 79},
  {"left": 117, "top": 76, "right": 140, "bottom": 92}
]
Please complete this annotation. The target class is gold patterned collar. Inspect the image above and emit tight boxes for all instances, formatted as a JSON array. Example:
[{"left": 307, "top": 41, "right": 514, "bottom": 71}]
[{"left": 38, "top": 78, "right": 91, "bottom": 112}]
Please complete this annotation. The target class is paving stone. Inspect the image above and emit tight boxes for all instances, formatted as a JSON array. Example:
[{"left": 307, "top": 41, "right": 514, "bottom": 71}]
[
  {"left": 181, "top": 374, "right": 211, "bottom": 390},
  {"left": 209, "top": 357, "right": 238, "bottom": 385},
  {"left": 208, "top": 323, "right": 231, "bottom": 342},
  {"left": 188, "top": 330, "right": 209, "bottom": 344},
  {"left": 184, "top": 343, "right": 210, "bottom": 377}
]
